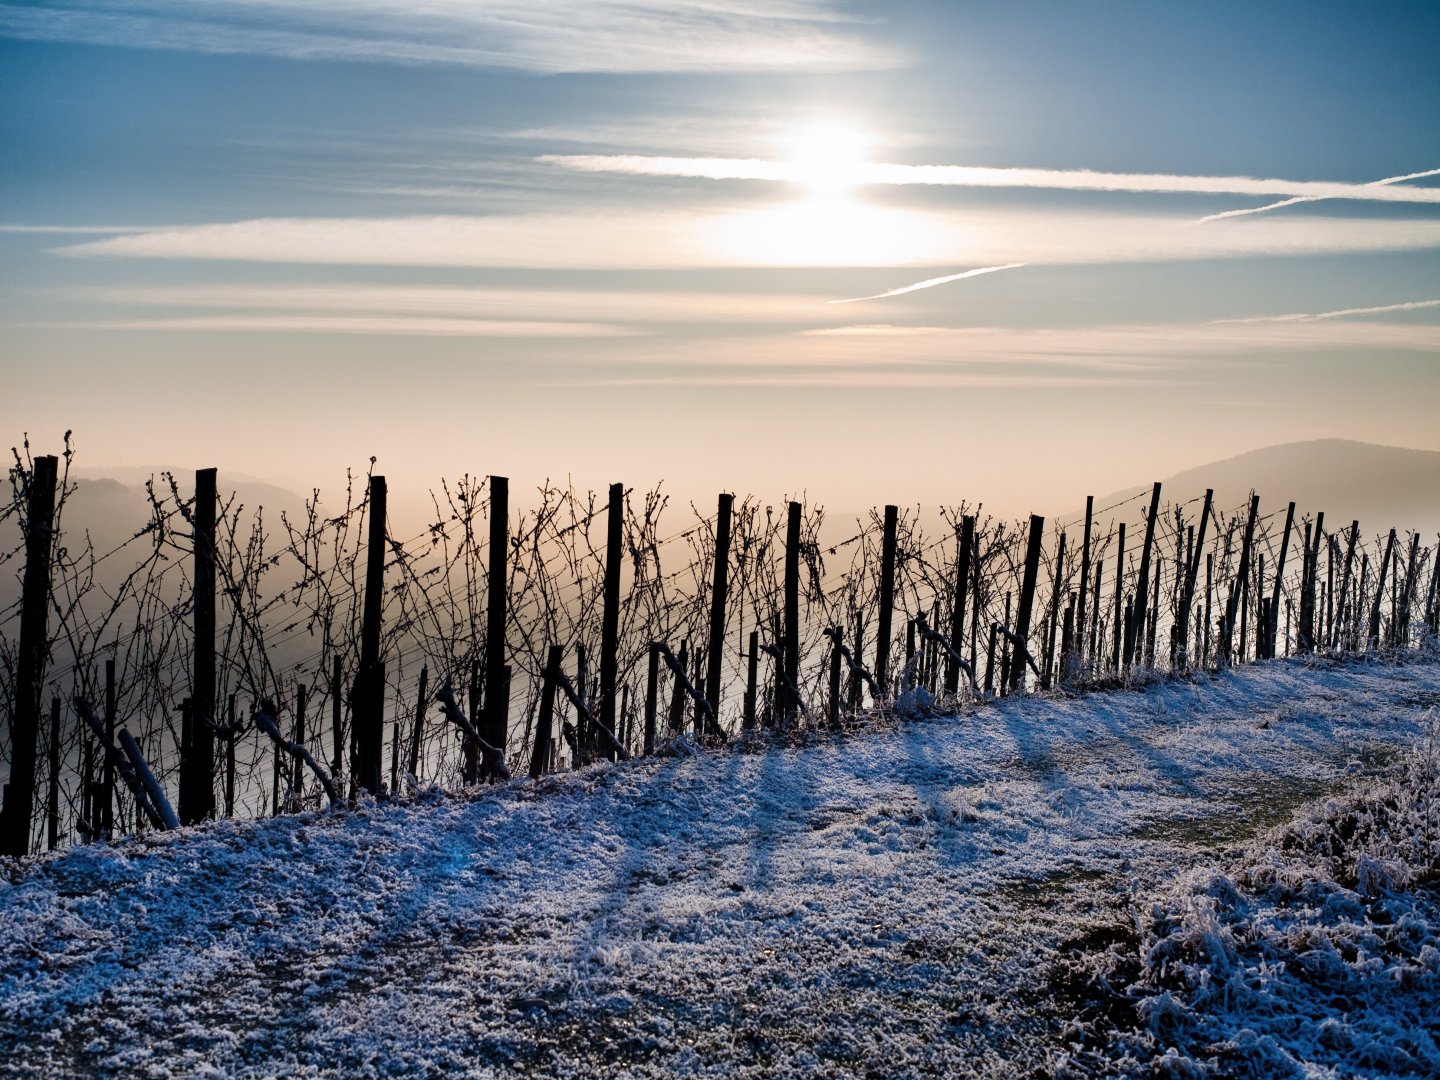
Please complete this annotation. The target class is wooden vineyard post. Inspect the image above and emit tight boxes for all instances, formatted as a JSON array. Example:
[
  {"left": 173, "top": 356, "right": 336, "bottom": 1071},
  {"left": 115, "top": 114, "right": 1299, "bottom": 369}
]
[
  {"left": 1398, "top": 531, "right": 1421, "bottom": 646},
  {"left": 407, "top": 666, "right": 428, "bottom": 783},
  {"left": 1089, "top": 552, "right": 1103, "bottom": 669},
  {"left": 179, "top": 467, "right": 217, "bottom": 826},
  {"left": 1042, "top": 530, "right": 1067, "bottom": 689},
  {"left": 875, "top": 505, "right": 898, "bottom": 697},
  {"left": 1368, "top": 528, "right": 1397, "bottom": 650},
  {"left": 669, "top": 640, "right": 689, "bottom": 734},
  {"left": 600, "top": 483, "right": 623, "bottom": 762},
  {"left": 330, "top": 657, "right": 344, "bottom": 778},
  {"left": 1076, "top": 498, "right": 1093, "bottom": 672},
  {"left": 1, "top": 453, "right": 57, "bottom": 858},
  {"left": 463, "top": 659, "right": 481, "bottom": 784},
  {"left": 945, "top": 515, "right": 974, "bottom": 696},
  {"left": 100, "top": 660, "right": 116, "bottom": 838},
  {"left": 1145, "top": 558, "right": 1161, "bottom": 668},
  {"left": 1221, "top": 495, "right": 1260, "bottom": 668},
  {"left": 224, "top": 696, "right": 236, "bottom": 819},
  {"left": 1426, "top": 540, "right": 1440, "bottom": 637},
  {"left": 1010, "top": 516, "right": 1044, "bottom": 694},
  {"left": 271, "top": 712, "right": 283, "bottom": 817},
  {"left": 1298, "top": 514, "right": 1323, "bottom": 653},
  {"left": 984, "top": 621, "right": 998, "bottom": 697},
  {"left": 1059, "top": 596, "right": 1076, "bottom": 683},
  {"left": 828, "top": 629, "right": 842, "bottom": 726},
  {"left": 644, "top": 643, "right": 660, "bottom": 754},
  {"left": 744, "top": 631, "right": 759, "bottom": 729},
  {"left": 783, "top": 501, "right": 801, "bottom": 726},
  {"left": 1111, "top": 523, "right": 1126, "bottom": 674},
  {"left": 352, "top": 474, "right": 388, "bottom": 795},
  {"left": 1124, "top": 483, "right": 1162, "bottom": 670},
  {"left": 46, "top": 696, "right": 61, "bottom": 851},
  {"left": 1174, "top": 489, "right": 1212, "bottom": 670},
  {"left": 1333, "top": 522, "right": 1359, "bottom": 649},
  {"left": 532, "top": 646, "right": 563, "bottom": 779},
  {"left": 705, "top": 493, "right": 733, "bottom": 725},
  {"left": 483, "top": 475, "right": 510, "bottom": 766},
  {"left": 998, "top": 593, "right": 1013, "bottom": 694},
  {"left": 1265, "top": 502, "right": 1295, "bottom": 659},
  {"left": 295, "top": 683, "right": 308, "bottom": 798}
]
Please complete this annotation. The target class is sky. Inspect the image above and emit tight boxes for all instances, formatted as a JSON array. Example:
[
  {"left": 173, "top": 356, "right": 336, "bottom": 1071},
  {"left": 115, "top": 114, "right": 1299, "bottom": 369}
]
[{"left": 1, "top": 1, "right": 1437, "bottom": 516}]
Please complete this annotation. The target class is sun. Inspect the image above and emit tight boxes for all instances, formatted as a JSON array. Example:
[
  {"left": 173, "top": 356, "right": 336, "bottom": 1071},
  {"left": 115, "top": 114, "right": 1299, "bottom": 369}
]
[{"left": 783, "top": 122, "right": 871, "bottom": 196}]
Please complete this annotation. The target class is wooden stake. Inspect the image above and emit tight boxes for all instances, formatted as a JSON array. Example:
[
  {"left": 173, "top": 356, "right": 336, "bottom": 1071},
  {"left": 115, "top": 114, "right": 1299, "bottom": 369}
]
[
  {"left": 600, "top": 482, "right": 623, "bottom": 762},
  {"left": 1, "top": 454, "right": 57, "bottom": 858}
]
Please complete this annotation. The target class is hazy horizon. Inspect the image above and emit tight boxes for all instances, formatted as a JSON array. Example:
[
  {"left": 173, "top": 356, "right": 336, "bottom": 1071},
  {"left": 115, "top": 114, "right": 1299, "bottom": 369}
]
[{"left": 3, "top": 3, "right": 1437, "bottom": 503}]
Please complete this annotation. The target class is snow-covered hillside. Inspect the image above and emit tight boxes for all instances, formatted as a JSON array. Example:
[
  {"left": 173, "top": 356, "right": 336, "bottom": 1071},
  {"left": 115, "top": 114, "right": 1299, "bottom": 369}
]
[{"left": 3, "top": 654, "right": 1439, "bottom": 1078}]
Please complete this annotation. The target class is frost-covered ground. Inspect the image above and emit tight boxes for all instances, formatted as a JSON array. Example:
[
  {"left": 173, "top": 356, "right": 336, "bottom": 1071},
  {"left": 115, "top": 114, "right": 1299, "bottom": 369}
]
[{"left": 2, "top": 654, "right": 1439, "bottom": 1079}]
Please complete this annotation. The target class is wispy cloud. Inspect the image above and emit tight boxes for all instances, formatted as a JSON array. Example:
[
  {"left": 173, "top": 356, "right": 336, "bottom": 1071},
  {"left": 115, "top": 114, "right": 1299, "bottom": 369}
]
[
  {"left": 57, "top": 315, "right": 634, "bottom": 337},
  {"left": 0, "top": 1, "right": 899, "bottom": 73},
  {"left": 1210, "top": 299, "right": 1440, "bottom": 324},
  {"left": 630, "top": 318, "right": 1440, "bottom": 387},
  {"left": 569, "top": 315, "right": 1440, "bottom": 389},
  {"left": 0, "top": 224, "right": 158, "bottom": 234},
  {"left": 1195, "top": 167, "right": 1440, "bottom": 224},
  {"left": 830, "top": 264, "right": 1026, "bottom": 303},
  {"left": 543, "top": 154, "right": 1440, "bottom": 205},
  {"left": 54, "top": 209, "right": 1440, "bottom": 270},
  {"left": 70, "top": 284, "right": 839, "bottom": 324}
]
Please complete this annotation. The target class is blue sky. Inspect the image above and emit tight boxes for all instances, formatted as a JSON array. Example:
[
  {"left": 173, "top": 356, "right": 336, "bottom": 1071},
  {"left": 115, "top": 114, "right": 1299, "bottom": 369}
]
[{"left": 1, "top": 1, "right": 1437, "bottom": 511}]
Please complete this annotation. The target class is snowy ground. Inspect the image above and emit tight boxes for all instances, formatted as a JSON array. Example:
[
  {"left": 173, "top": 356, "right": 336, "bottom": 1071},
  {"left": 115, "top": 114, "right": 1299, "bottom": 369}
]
[{"left": 2, "top": 653, "right": 1439, "bottom": 1078}]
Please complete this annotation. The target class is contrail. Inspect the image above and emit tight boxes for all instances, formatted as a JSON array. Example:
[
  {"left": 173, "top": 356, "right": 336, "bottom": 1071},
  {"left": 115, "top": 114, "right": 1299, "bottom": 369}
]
[
  {"left": 830, "top": 263, "right": 1027, "bottom": 303},
  {"left": 1210, "top": 299, "right": 1440, "bottom": 324},
  {"left": 543, "top": 154, "right": 1440, "bottom": 205},
  {"left": 1196, "top": 167, "right": 1440, "bottom": 224}
]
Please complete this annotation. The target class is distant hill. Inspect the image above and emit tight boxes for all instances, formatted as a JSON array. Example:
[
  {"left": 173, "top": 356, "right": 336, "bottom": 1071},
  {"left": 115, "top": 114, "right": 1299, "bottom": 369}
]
[{"left": 1081, "top": 440, "right": 1440, "bottom": 538}]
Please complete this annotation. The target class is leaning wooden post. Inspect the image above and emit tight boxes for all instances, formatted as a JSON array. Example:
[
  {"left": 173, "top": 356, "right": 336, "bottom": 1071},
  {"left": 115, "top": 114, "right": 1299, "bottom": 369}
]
[
  {"left": 944, "top": 515, "right": 974, "bottom": 696},
  {"left": 599, "top": 482, "right": 624, "bottom": 762},
  {"left": 783, "top": 501, "right": 802, "bottom": 725},
  {"left": 482, "top": 475, "right": 510, "bottom": 760},
  {"left": 644, "top": 643, "right": 661, "bottom": 754},
  {"left": 407, "top": 666, "right": 428, "bottom": 782},
  {"left": 1265, "top": 501, "right": 1296, "bottom": 659},
  {"left": 1124, "top": 483, "right": 1162, "bottom": 669},
  {"left": 531, "top": 645, "right": 563, "bottom": 779},
  {"left": 705, "top": 493, "right": 733, "bottom": 726},
  {"left": 353, "top": 474, "right": 387, "bottom": 796},
  {"left": 875, "top": 505, "right": 899, "bottom": 696},
  {"left": 1174, "top": 489, "right": 1212, "bottom": 669},
  {"left": 1075, "top": 497, "right": 1094, "bottom": 670},
  {"left": 1042, "top": 530, "right": 1066, "bottom": 689},
  {"left": 1009, "top": 515, "right": 1045, "bottom": 694},
  {"left": 1368, "top": 528, "right": 1397, "bottom": 650},
  {"left": 179, "top": 467, "right": 218, "bottom": 826},
  {"left": 0, "top": 453, "right": 57, "bottom": 858}
]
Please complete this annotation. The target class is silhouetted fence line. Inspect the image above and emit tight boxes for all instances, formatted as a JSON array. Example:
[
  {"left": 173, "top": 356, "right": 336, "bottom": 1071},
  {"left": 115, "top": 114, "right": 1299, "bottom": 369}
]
[{"left": 2, "top": 433, "right": 1437, "bottom": 855}]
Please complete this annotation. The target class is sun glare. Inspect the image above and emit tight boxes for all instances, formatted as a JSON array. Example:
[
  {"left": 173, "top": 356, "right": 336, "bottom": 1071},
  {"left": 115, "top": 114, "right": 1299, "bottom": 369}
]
[{"left": 784, "top": 122, "right": 871, "bottom": 195}]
